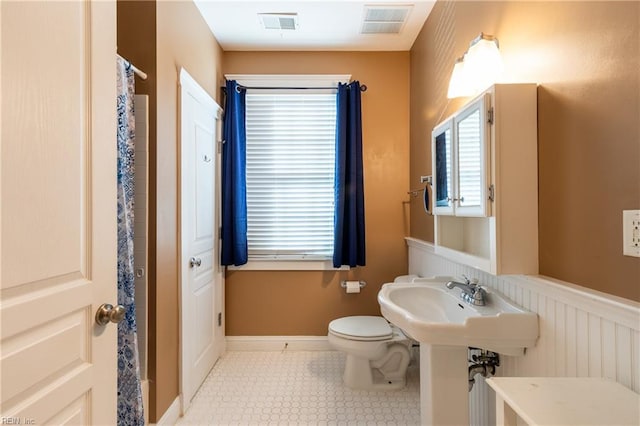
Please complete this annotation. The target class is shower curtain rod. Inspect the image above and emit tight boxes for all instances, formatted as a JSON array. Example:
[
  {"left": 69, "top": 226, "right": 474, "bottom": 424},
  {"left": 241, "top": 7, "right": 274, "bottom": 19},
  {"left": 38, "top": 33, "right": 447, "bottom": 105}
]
[
  {"left": 226, "top": 83, "right": 367, "bottom": 93},
  {"left": 117, "top": 54, "right": 148, "bottom": 81}
]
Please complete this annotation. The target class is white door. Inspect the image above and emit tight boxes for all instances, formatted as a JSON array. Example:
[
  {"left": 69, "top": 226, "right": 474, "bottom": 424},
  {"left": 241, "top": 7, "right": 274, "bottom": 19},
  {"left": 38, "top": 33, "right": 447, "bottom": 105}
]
[
  {"left": 1, "top": 1, "right": 117, "bottom": 425},
  {"left": 179, "top": 69, "right": 224, "bottom": 411}
]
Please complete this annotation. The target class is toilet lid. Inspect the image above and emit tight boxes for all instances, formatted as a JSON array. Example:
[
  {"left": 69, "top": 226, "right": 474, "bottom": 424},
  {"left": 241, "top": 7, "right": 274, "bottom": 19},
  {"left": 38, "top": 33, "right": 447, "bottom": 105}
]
[{"left": 329, "top": 316, "right": 393, "bottom": 341}]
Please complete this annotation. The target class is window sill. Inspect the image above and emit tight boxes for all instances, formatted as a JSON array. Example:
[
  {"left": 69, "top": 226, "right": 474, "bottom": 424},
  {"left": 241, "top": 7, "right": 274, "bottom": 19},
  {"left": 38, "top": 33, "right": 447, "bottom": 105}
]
[{"left": 227, "top": 259, "right": 349, "bottom": 271}]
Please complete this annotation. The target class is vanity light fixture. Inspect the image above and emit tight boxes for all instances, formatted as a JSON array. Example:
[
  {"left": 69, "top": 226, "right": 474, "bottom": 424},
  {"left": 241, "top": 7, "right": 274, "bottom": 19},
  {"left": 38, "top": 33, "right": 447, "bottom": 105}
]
[
  {"left": 447, "top": 33, "right": 504, "bottom": 99},
  {"left": 446, "top": 56, "right": 470, "bottom": 99}
]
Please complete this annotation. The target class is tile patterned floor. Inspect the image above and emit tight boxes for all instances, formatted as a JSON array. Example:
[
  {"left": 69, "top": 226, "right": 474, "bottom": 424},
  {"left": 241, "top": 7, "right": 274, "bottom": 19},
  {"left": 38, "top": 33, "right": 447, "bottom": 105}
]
[{"left": 176, "top": 350, "right": 421, "bottom": 425}]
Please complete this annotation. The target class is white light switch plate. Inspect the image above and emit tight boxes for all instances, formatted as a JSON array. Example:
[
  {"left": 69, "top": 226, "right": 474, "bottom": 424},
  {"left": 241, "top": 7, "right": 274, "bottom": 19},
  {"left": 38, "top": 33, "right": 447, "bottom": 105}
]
[{"left": 623, "top": 210, "right": 640, "bottom": 257}]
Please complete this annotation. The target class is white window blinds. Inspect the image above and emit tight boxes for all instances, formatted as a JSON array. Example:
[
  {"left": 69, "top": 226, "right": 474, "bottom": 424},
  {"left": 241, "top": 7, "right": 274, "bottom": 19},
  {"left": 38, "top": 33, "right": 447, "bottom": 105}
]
[
  {"left": 245, "top": 92, "right": 337, "bottom": 259},
  {"left": 457, "top": 109, "right": 482, "bottom": 207}
]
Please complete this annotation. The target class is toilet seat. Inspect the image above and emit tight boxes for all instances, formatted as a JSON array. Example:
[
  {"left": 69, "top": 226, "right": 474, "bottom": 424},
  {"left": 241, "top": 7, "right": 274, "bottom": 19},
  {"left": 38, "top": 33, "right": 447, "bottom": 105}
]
[{"left": 328, "top": 316, "right": 393, "bottom": 341}]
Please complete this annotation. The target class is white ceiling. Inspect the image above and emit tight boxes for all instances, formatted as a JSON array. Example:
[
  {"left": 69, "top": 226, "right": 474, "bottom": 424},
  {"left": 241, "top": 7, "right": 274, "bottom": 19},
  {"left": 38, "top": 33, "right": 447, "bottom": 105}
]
[{"left": 193, "top": 0, "right": 436, "bottom": 51}]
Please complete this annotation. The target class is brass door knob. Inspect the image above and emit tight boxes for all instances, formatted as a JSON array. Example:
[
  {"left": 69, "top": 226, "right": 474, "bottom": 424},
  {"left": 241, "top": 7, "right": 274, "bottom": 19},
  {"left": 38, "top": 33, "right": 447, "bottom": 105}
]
[{"left": 95, "top": 303, "right": 126, "bottom": 326}]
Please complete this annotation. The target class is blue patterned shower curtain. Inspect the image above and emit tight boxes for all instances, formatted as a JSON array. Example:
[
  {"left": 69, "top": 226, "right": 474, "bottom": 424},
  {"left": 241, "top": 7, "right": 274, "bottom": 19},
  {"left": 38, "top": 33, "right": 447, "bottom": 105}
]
[{"left": 116, "top": 57, "right": 145, "bottom": 426}]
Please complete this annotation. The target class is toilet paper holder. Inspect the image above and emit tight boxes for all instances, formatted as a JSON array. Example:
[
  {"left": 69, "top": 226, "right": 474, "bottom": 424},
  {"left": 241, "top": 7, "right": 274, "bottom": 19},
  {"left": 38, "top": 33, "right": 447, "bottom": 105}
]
[{"left": 340, "top": 280, "right": 366, "bottom": 289}]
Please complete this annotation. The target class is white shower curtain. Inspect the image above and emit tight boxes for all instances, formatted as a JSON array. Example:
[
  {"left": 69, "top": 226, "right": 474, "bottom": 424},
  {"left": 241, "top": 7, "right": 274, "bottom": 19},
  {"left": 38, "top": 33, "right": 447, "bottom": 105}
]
[{"left": 116, "top": 57, "right": 145, "bottom": 426}]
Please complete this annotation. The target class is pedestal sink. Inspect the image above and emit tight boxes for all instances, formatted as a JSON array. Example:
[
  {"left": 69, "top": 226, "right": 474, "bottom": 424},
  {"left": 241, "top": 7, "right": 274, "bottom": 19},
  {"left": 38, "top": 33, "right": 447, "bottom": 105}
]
[{"left": 377, "top": 277, "right": 539, "bottom": 425}]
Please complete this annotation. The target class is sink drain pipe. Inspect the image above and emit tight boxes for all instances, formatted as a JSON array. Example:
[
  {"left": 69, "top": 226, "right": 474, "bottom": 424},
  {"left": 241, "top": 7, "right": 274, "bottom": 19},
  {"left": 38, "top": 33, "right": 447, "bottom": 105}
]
[{"left": 468, "top": 348, "right": 500, "bottom": 392}]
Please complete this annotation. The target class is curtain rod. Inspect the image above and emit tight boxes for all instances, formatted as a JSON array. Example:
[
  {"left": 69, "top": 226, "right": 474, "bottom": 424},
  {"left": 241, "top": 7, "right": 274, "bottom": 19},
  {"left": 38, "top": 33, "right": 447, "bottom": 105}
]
[
  {"left": 226, "top": 84, "right": 367, "bottom": 93},
  {"left": 117, "top": 54, "right": 148, "bottom": 81}
]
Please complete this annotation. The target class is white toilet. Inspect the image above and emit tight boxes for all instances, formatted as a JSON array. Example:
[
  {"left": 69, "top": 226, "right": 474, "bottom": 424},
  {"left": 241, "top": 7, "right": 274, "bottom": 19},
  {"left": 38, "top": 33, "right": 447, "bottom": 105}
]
[{"left": 327, "top": 275, "right": 417, "bottom": 390}]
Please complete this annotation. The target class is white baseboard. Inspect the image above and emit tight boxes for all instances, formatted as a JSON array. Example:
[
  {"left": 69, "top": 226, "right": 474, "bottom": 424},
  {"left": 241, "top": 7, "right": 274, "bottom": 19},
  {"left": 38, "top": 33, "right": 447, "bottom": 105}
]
[
  {"left": 141, "top": 379, "right": 149, "bottom": 425},
  {"left": 226, "top": 335, "right": 332, "bottom": 351},
  {"left": 152, "top": 396, "right": 180, "bottom": 425}
]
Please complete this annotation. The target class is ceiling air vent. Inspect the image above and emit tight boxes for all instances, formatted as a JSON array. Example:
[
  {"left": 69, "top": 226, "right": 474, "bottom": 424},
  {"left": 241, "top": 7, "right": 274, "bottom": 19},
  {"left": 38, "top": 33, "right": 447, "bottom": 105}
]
[
  {"left": 258, "top": 13, "right": 298, "bottom": 31},
  {"left": 361, "top": 5, "right": 413, "bottom": 34}
]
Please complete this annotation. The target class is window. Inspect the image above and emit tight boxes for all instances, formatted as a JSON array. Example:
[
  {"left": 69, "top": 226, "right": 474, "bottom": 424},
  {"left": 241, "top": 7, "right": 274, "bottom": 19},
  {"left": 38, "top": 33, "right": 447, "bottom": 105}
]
[
  {"left": 229, "top": 74, "right": 351, "bottom": 269},
  {"left": 245, "top": 92, "right": 336, "bottom": 260}
]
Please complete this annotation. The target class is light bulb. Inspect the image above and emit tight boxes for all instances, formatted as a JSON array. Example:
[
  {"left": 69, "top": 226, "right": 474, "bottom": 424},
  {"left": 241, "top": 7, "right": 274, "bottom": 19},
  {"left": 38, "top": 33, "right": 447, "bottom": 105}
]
[{"left": 464, "top": 35, "right": 503, "bottom": 94}]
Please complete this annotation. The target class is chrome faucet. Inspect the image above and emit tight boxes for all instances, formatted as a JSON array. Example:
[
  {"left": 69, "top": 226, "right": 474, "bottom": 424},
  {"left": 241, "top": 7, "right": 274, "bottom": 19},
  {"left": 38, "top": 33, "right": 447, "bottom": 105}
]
[{"left": 446, "top": 275, "right": 487, "bottom": 306}]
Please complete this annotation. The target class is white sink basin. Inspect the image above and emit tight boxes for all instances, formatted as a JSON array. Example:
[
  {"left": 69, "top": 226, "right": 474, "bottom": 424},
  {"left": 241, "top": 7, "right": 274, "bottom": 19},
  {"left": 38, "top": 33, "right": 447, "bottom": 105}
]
[{"left": 378, "top": 277, "right": 538, "bottom": 356}]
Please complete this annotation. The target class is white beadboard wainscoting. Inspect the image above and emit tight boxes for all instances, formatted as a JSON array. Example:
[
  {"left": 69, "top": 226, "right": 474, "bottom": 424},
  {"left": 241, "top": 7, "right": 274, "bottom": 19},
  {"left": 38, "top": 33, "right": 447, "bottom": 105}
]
[{"left": 406, "top": 237, "right": 640, "bottom": 426}]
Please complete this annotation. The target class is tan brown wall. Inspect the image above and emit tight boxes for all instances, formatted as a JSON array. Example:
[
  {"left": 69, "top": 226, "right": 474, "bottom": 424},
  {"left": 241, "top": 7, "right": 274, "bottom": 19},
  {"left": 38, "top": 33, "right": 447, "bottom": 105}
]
[
  {"left": 410, "top": 1, "right": 640, "bottom": 301},
  {"left": 223, "top": 52, "right": 411, "bottom": 335},
  {"left": 154, "top": 0, "right": 223, "bottom": 421},
  {"left": 119, "top": 0, "right": 224, "bottom": 421}
]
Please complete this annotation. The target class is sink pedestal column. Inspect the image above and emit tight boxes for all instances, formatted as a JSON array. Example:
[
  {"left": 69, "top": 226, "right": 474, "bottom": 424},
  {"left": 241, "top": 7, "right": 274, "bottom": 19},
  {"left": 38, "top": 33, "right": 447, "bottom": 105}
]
[{"left": 419, "top": 343, "right": 469, "bottom": 425}]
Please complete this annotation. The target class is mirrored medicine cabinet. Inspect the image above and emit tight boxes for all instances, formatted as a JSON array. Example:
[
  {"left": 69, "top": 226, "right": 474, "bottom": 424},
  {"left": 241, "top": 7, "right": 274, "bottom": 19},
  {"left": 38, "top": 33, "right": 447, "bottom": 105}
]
[{"left": 430, "top": 84, "right": 539, "bottom": 275}]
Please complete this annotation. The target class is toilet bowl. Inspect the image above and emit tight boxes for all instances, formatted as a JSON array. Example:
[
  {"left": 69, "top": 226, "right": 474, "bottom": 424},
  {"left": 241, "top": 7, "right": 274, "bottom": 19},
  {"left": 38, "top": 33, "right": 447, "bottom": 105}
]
[
  {"left": 328, "top": 316, "right": 411, "bottom": 390},
  {"left": 327, "top": 275, "right": 417, "bottom": 390}
]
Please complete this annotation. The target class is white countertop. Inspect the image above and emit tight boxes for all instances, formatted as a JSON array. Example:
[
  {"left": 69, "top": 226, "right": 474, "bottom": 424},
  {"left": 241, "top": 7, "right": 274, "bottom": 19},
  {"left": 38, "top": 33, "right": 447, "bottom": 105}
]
[{"left": 486, "top": 377, "right": 640, "bottom": 426}]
